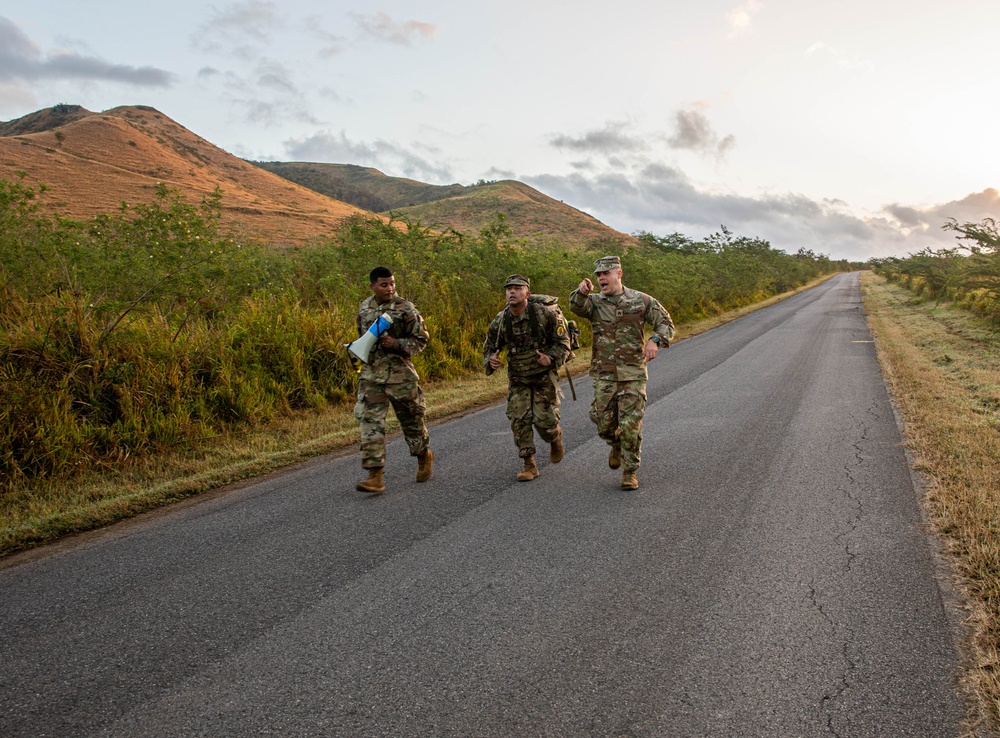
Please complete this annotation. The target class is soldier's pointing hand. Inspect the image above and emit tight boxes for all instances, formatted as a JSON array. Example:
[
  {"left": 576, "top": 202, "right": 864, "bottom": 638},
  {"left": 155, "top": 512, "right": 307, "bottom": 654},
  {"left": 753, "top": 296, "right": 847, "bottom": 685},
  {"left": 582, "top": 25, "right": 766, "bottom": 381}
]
[{"left": 578, "top": 278, "right": 593, "bottom": 296}]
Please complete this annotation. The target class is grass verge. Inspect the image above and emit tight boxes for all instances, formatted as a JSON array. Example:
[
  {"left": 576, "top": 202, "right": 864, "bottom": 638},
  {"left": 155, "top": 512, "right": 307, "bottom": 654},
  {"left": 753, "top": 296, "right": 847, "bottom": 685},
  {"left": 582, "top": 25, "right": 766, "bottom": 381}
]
[
  {"left": 0, "top": 275, "right": 835, "bottom": 558},
  {"left": 861, "top": 272, "right": 1000, "bottom": 733}
]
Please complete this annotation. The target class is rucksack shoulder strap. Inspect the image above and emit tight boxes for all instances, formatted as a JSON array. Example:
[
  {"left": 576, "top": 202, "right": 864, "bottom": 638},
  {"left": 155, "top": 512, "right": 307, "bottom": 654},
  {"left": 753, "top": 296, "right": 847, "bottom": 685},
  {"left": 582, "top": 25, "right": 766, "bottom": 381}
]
[
  {"left": 527, "top": 301, "right": 544, "bottom": 346},
  {"left": 501, "top": 306, "right": 514, "bottom": 348}
]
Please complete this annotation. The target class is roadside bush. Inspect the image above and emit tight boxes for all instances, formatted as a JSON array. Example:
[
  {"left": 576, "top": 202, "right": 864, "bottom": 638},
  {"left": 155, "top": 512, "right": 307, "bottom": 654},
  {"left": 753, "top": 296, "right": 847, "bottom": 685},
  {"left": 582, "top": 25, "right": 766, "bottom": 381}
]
[{"left": 870, "top": 218, "right": 1000, "bottom": 323}]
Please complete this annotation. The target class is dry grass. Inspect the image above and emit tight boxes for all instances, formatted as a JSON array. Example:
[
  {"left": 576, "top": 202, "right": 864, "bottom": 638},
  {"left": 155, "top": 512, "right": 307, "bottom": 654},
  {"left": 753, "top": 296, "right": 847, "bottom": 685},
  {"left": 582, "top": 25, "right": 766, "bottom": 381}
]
[
  {"left": 0, "top": 105, "right": 375, "bottom": 247},
  {"left": 862, "top": 272, "right": 1000, "bottom": 733},
  {"left": 388, "top": 180, "right": 642, "bottom": 249}
]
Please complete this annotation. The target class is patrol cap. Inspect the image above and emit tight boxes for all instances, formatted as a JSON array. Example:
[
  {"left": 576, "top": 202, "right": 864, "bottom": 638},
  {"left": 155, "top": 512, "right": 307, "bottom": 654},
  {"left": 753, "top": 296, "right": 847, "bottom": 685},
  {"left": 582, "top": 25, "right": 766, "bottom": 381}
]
[
  {"left": 504, "top": 274, "right": 530, "bottom": 288},
  {"left": 593, "top": 255, "right": 621, "bottom": 273}
]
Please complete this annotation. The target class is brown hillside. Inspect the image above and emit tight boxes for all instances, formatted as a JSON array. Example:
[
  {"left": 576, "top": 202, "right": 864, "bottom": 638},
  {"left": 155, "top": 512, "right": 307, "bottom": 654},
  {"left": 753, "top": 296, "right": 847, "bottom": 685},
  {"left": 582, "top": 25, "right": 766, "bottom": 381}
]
[
  {"left": 390, "top": 179, "right": 639, "bottom": 248},
  {"left": 257, "top": 161, "right": 639, "bottom": 250},
  {"left": 0, "top": 105, "right": 375, "bottom": 246},
  {"left": 0, "top": 103, "right": 92, "bottom": 136}
]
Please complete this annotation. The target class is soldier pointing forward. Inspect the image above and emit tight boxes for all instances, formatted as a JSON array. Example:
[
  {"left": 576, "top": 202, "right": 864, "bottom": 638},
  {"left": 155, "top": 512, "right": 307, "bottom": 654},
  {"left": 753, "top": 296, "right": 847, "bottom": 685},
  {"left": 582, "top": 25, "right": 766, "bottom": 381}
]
[{"left": 569, "top": 256, "right": 675, "bottom": 490}]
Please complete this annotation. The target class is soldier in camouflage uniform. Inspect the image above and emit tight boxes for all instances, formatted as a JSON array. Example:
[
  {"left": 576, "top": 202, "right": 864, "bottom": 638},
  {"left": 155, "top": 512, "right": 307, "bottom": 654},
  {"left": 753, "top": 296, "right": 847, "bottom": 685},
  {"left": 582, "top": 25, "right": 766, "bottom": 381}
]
[
  {"left": 569, "top": 255, "right": 674, "bottom": 490},
  {"left": 483, "top": 274, "right": 572, "bottom": 482},
  {"left": 353, "top": 266, "right": 434, "bottom": 494}
]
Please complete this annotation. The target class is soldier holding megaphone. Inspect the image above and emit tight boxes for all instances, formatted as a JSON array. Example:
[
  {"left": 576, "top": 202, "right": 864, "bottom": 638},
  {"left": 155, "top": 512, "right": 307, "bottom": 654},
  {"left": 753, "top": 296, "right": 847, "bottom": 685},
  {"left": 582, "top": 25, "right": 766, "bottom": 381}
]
[{"left": 350, "top": 266, "right": 434, "bottom": 494}]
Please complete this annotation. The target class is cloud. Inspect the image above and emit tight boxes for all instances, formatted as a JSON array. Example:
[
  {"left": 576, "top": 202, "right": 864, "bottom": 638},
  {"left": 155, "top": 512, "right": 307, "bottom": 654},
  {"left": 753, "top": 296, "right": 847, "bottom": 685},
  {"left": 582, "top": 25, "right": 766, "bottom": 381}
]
[
  {"left": 884, "top": 188, "right": 1000, "bottom": 237},
  {"left": 550, "top": 122, "right": 646, "bottom": 155},
  {"left": 520, "top": 164, "right": 1000, "bottom": 262},
  {"left": 308, "top": 21, "right": 348, "bottom": 58},
  {"left": 348, "top": 11, "right": 436, "bottom": 46},
  {"left": 667, "top": 108, "right": 736, "bottom": 158},
  {"left": 185, "top": 6, "right": 433, "bottom": 132},
  {"left": 550, "top": 112, "right": 734, "bottom": 164},
  {"left": 283, "top": 130, "right": 453, "bottom": 182},
  {"left": 0, "top": 16, "right": 173, "bottom": 87},
  {"left": 192, "top": 0, "right": 281, "bottom": 52},
  {"left": 197, "top": 64, "right": 320, "bottom": 128},
  {"left": 188, "top": 4, "right": 312, "bottom": 126},
  {"left": 254, "top": 60, "right": 298, "bottom": 95},
  {"left": 726, "top": 1, "right": 763, "bottom": 38}
]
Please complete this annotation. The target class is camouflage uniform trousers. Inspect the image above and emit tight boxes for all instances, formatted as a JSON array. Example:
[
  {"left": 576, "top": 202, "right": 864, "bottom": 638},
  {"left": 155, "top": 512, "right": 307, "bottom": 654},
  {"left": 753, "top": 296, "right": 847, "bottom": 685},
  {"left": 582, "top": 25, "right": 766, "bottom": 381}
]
[
  {"left": 506, "top": 373, "right": 561, "bottom": 459},
  {"left": 354, "top": 379, "right": 429, "bottom": 469},
  {"left": 590, "top": 378, "right": 647, "bottom": 473}
]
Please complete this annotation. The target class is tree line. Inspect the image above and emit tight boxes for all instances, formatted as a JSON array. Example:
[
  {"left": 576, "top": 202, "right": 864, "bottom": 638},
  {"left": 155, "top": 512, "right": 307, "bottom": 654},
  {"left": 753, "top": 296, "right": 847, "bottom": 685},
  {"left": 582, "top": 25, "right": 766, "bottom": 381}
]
[{"left": 870, "top": 218, "right": 1000, "bottom": 322}]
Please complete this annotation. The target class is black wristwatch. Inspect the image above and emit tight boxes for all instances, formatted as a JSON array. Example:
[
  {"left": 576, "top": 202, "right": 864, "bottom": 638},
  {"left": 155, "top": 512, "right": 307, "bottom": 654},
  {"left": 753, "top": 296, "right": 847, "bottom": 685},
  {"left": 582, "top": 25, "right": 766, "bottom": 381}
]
[{"left": 649, "top": 335, "right": 662, "bottom": 346}]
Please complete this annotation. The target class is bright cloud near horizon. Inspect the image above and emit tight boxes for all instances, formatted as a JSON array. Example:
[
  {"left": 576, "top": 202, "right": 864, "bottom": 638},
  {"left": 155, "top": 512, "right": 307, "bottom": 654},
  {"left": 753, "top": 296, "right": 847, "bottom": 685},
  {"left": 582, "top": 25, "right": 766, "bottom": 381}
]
[{"left": 2, "top": 0, "right": 999, "bottom": 261}]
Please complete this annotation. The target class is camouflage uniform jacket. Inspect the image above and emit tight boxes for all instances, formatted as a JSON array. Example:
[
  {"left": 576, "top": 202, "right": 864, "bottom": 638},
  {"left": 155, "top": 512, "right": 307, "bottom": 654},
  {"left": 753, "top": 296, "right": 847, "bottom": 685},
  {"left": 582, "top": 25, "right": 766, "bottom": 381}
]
[
  {"left": 483, "top": 301, "right": 571, "bottom": 380},
  {"left": 356, "top": 294, "right": 429, "bottom": 384},
  {"left": 569, "top": 286, "right": 675, "bottom": 381}
]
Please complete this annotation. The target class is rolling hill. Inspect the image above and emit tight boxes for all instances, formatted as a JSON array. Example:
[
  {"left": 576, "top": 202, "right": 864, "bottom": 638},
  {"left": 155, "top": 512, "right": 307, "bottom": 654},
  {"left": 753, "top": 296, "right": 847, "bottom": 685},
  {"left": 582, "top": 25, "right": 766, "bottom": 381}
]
[
  {"left": 255, "top": 162, "right": 638, "bottom": 249},
  {"left": 0, "top": 105, "right": 371, "bottom": 246},
  {"left": 1, "top": 104, "right": 637, "bottom": 250}
]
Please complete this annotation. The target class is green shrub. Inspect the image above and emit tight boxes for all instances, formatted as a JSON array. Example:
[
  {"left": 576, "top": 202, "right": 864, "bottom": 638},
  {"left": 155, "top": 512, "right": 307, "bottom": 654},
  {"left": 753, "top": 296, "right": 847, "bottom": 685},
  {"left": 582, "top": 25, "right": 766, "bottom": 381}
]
[{"left": 870, "top": 218, "right": 1000, "bottom": 321}]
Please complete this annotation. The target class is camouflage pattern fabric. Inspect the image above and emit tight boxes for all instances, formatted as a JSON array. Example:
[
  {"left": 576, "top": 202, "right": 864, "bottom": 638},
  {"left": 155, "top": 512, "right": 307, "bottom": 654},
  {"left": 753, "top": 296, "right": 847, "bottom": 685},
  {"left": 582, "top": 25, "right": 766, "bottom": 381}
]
[
  {"left": 482, "top": 301, "right": 571, "bottom": 378},
  {"left": 506, "top": 375, "right": 561, "bottom": 458},
  {"left": 590, "top": 378, "right": 646, "bottom": 473},
  {"left": 354, "top": 293, "right": 430, "bottom": 469},
  {"left": 356, "top": 294, "right": 428, "bottom": 384},
  {"left": 354, "top": 379, "right": 429, "bottom": 469},
  {"left": 483, "top": 301, "right": 570, "bottom": 457},
  {"left": 569, "top": 285, "right": 673, "bottom": 472},
  {"left": 568, "top": 286, "right": 674, "bottom": 381}
]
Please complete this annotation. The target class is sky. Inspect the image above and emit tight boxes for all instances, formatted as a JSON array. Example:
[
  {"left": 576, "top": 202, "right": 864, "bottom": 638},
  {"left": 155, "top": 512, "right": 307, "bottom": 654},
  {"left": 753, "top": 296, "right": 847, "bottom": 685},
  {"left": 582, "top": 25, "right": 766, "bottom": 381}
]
[{"left": 2, "top": 0, "right": 999, "bottom": 262}]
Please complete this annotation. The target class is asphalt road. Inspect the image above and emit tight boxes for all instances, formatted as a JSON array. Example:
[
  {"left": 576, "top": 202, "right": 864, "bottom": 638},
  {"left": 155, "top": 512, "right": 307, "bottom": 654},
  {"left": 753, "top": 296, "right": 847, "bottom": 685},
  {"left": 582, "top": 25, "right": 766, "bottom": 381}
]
[{"left": 0, "top": 272, "right": 969, "bottom": 737}]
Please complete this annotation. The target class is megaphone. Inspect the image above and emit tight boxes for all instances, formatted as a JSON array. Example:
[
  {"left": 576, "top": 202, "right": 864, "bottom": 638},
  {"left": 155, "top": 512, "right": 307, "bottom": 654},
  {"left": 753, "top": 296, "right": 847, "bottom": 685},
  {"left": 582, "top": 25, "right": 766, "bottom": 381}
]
[{"left": 345, "top": 313, "right": 394, "bottom": 364}]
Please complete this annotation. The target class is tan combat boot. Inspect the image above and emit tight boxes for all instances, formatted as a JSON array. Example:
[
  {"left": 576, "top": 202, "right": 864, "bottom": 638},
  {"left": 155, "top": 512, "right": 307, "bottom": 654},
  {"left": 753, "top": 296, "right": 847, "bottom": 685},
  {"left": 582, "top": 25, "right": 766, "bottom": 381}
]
[
  {"left": 608, "top": 444, "right": 622, "bottom": 469},
  {"left": 356, "top": 468, "right": 385, "bottom": 494},
  {"left": 517, "top": 456, "right": 540, "bottom": 482},
  {"left": 550, "top": 430, "right": 565, "bottom": 464},
  {"left": 621, "top": 470, "right": 639, "bottom": 490},
  {"left": 416, "top": 449, "right": 434, "bottom": 482}
]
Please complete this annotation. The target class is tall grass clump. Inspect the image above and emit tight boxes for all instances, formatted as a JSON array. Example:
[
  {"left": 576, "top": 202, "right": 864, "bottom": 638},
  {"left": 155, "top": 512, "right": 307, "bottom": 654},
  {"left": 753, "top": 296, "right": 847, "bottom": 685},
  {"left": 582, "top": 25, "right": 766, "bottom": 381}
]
[
  {"left": 871, "top": 217, "right": 1000, "bottom": 324},
  {"left": 1, "top": 177, "right": 849, "bottom": 488}
]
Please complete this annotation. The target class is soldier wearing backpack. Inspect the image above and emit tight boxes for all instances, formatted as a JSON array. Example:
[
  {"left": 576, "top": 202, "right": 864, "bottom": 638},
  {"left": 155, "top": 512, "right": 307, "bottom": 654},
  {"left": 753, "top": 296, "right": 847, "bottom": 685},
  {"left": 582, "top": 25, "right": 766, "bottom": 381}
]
[{"left": 483, "top": 274, "right": 573, "bottom": 482}]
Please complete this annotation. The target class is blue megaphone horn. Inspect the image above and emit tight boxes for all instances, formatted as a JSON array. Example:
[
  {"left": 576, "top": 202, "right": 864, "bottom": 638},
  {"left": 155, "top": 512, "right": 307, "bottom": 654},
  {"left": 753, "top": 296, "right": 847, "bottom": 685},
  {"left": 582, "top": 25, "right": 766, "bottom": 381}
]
[{"left": 345, "top": 313, "right": 394, "bottom": 363}]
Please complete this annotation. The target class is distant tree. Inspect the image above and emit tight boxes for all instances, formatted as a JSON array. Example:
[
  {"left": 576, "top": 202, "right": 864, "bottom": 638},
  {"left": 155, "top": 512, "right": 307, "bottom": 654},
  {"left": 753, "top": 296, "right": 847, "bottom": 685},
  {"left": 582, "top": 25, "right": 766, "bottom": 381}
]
[
  {"left": 943, "top": 217, "right": 999, "bottom": 254},
  {"left": 704, "top": 225, "right": 735, "bottom": 252},
  {"left": 479, "top": 212, "right": 514, "bottom": 247},
  {"left": 633, "top": 230, "right": 696, "bottom": 253}
]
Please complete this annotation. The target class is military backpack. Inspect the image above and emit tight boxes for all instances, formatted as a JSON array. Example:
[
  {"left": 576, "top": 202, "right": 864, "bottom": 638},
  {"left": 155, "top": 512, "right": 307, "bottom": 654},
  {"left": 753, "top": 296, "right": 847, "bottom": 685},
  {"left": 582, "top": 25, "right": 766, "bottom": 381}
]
[{"left": 502, "top": 294, "right": 581, "bottom": 357}]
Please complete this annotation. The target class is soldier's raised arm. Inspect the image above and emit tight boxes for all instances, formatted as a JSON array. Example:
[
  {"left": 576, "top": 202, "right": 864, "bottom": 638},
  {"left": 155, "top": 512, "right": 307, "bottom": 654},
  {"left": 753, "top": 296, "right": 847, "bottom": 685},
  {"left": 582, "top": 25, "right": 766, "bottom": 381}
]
[{"left": 569, "top": 280, "right": 594, "bottom": 318}]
